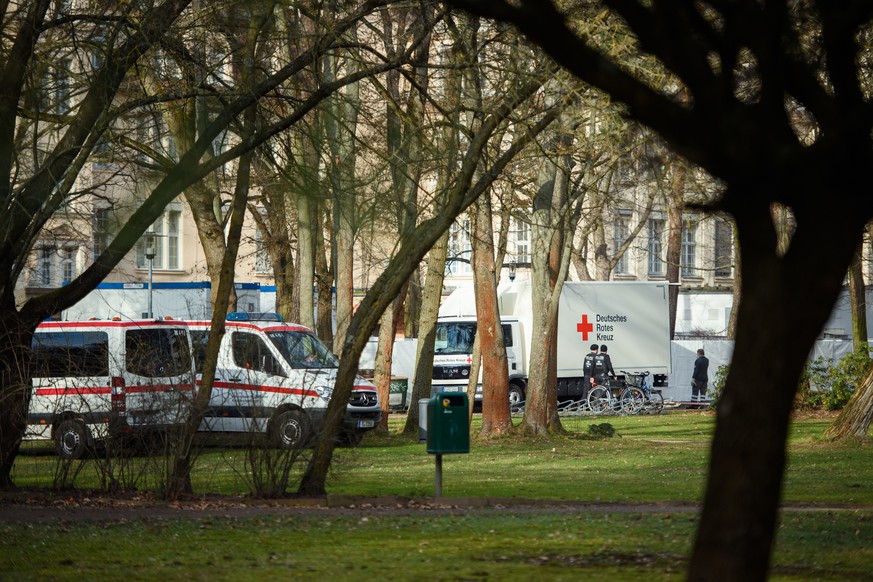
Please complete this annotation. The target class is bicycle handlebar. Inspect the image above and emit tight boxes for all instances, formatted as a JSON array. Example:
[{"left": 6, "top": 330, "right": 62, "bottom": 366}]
[{"left": 620, "top": 370, "right": 650, "bottom": 377}]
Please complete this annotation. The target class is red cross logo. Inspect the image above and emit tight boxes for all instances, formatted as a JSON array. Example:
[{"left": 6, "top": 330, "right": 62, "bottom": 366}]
[{"left": 576, "top": 314, "right": 593, "bottom": 341}]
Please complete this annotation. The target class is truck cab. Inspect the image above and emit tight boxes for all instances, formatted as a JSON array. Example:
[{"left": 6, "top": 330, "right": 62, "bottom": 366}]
[{"left": 432, "top": 316, "right": 526, "bottom": 405}]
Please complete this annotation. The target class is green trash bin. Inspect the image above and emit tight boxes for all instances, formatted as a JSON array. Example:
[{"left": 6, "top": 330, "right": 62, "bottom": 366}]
[
  {"left": 389, "top": 376, "right": 408, "bottom": 410},
  {"left": 426, "top": 392, "right": 469, "bottom": 454}
]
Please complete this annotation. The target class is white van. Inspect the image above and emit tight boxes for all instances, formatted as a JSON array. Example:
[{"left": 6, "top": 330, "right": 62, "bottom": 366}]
[
  {"left": 188, "top": 314, "right": 381, "bottom": 448},
  {"left": 27, "top": 319, "right": 196, "bottom": 458}
]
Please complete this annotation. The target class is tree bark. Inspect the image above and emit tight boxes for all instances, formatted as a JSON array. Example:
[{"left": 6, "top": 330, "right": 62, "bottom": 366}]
[
  {"left": 666, "top": 162, "right": 684, "bottom": 340},
  {"left": 689, "top": 199, "right": 862, "bottom": 580},
  {"left": 373, "top": 289, "right": 405, "bottom": 432},
  {"left": 471, "top": 194, "right": 512, "bottom": 436},
  {"left": 848, "top": 244, "right": 868, "bottom": 350},
  {"left": 825, "top": 362, "right": 873, "bottom": 440},
  {"left": 404, "top": 231, "right": 449, "bottom": 434}
]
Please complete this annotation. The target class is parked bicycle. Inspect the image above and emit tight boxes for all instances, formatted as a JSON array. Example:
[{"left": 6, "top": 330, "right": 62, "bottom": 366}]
[
  {"left": 587, "top": 371, "right": 664, "bottom": 415},
  {"left": 586, "top": 376, "right": 625, "bottom": 415},
  {"left": 618, "top": 370, "right": 664, "bottom": 414}
]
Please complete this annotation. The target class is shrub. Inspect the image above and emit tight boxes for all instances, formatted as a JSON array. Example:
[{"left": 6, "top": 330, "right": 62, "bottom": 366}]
[
  {"left": 587, "top": 423, "right": 617, "bottom": 439},
  {"left": 710, "top": 347, "right": 870, "bottom": 412},
  {"left": 803, "top": 344, "right": 871, "bottom": 411},
  {"left": 707, "top": 364, "right": 730, "bottom": 410}
]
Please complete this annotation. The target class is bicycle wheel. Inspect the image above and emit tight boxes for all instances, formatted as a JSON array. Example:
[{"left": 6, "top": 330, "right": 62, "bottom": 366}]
[
  {"left": 647, "top": 391, "right": 664, "bottom": 413},
  {"left": 587, "top": 386, "right": 611, "bottom": 415},
  {"left": 620, "top": 387, "right": 645, "bottom": 415}
]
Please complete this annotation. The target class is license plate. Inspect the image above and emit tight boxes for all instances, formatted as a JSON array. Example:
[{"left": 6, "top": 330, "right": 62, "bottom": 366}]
[{"left": 357, "top": 419, "right": 375, "bottom": 428}]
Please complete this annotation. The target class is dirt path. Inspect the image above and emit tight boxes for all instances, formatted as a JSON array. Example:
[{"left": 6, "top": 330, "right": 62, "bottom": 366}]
[{"left": 1, "top": 490, "right": 865, "bottom": 524}]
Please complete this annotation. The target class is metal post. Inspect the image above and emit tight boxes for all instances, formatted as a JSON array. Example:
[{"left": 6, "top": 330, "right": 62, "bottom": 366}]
[
  {"left": 147, "top": 258, "right": 153, "bottom": 318},
  {"left": 144, "top": 232, "right": 156, "bottom": 319},
  {"left": 434, "top": 453, "right": 443, "bottom": 498}
]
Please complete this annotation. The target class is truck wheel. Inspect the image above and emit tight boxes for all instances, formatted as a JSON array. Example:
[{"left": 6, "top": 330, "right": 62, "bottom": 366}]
[
  {"left": 270, "top": 410, "right": 310, "bottom": 449},
  {"left": 508, "top": 384, "right": 525, "bottom": 408},
  {"left": 55, "top": 419, "right": 90, "bottom": 459}
]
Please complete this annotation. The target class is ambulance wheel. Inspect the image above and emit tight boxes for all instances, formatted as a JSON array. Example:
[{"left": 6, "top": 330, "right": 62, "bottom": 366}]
[
  {"left": 55, "top": 419, "right": 90, "bottom": 459},
  {"left": 271, "top": 410, "right": 310, "bottom": 449},
  {"left": 508, "top": 383, "right": 525, "bottom": 407}
]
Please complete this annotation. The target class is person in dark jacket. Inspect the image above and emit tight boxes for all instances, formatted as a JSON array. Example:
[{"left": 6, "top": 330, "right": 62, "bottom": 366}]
[
  {"left": 583, "top": 344, "right": 599, "bottom": 389},
  {"left": 594, "top": 344, "right": 616, "bottom": 385},
  {"left": 692, "top": 348, "right": 709, "bottom": 403}
]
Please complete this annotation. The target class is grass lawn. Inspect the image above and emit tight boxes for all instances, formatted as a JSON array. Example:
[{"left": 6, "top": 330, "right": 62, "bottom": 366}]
[{"left": 2, "top": 411, "right": 872, "bottom": 580}]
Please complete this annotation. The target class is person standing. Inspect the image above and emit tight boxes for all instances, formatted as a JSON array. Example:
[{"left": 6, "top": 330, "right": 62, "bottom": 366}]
[
  {"left": 692, "top": 348, "right": 710, "bottom": 404},
  {"left": 594, "top": 344, "right": 616, "bottom": 385},
  {"left": 582, "top": 344, "right": 599, "bottom": 389}
]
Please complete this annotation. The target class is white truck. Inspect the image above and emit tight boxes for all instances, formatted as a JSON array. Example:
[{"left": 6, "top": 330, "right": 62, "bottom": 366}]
[{"left": 433, "top": 280, "right": 671, "bottom": 404}]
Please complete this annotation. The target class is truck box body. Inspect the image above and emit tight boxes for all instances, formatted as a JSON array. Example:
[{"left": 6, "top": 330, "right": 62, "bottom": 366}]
[{"left": 434, "top": 281, "right": 671, "bottom": 401}]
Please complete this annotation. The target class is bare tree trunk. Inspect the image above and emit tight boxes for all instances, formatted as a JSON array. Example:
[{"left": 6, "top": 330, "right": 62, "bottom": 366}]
[
  {"left": 825, "top": 243, "right": 872, "bottom": 440},
  {"left": 314, "top": 208, "right": 333, "bottom": 344},
  {"left": 471, "top": 194, "right": 512, "bottom": 436},
  {"left": 825, "top": 362, "right": 873, "bottom": 439},
  {"left": 296, "top": 192, "right": 315, "bottom": 329},
  {"left": 0, "top": 312, "right": 34, "bottom": 487},
  {"left": 373, "top": 290, "right": 405, "bottom": 432},
  {"left": 727, "top": 222, "right": 741, "bottom": 339},
  {"left": 848, "top": 244, "right": 868, "bottom": 350},
  {"left": 666, "top": 162, "right": 684, "bottom": 340},
  {"left": 166, "top": 134, "right": 254, "bottom": 499},
  {"left": 404, "top": 231, "right": 449, "bottom": 434},
  {"left": 325, "top": 28, "right": 360, "bottom": 352},
  {"left": 184, "top": 183, "right": 238, "bottom": 313},
  {"left": 689, "top": 201, "right": 860, "bottom": 580}
]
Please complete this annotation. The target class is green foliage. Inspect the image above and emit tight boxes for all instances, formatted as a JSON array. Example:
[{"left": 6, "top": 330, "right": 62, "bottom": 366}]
[
  {"left": 586, "top": 422, "right": 618, "bottom": 439},
  {"left": 800, "top": 344, "right": 871, "bottom": 411},
  {"left": 706, "top": 364, "right": 730, "bottom": 410},
  {"left": 710, "top": 346, "right": 871, "bottom": 412}
]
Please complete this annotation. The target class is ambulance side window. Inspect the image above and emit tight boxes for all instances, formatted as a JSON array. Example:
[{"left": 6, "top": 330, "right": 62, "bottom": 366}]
[
  {"left": 126, "top": 329, "right": 191, "bottom": 378},
  {"left": 32, "top": 332, "right": 109, "bottom": 378},
  {"left": 231, "top": 332, "right": 284, "bottom": 376},
  {"left": 501, "top": 324, "right": 513, "bottom": 348}
]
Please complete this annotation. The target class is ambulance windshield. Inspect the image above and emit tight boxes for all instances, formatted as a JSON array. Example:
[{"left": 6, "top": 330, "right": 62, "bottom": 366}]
[{"left": 267, "top": 331, "right": 339, "bottom": 369}]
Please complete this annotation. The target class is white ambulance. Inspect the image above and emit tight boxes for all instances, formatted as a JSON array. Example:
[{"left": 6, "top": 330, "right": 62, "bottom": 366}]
[
  {"left": 27, "top": 319, "right": 196, "bottom": 458},
  {"left": 188, "top": 313, "right": 381, "bottom": 448}
]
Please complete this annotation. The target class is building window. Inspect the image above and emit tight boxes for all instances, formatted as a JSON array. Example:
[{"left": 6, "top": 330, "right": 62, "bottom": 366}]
[
  {"left": 512, "top": 218, "right": 530, "bottom": 265},
  {"left": 167, "top": 210, "right": 179, "bottom": 269},
  {"left": 31, "top": 245, "right": 76, "bottom": 288},
  {"left": 648, "top": 218, "right": 665, "bottom": 275},
  {"left": 614, "top": 210, "right": 632, "bottom": 274},
  {"left": 35, "top": 247, "right": 53, "bottom": 287},
  {"left": 681, "top": 220, "right": 697, "bottom": 277},
  {"left": 53, "top": 59, "right": 71, "bottom": 114},
  {"left": 255, "top": 226, "right": 272, "bottom": 274},
  {"left": 714, "top": 219, "right": 733, "bottom": 278},
  {"left": 447, "top": 219, "right": 472, "bottom": 275},
  {"left": 136, "top": 208, "right": 182, "bottom": 270},
  {"left": 61, "top": 248, "right": 76, "bottom": 284},
  {"left": 93, "top": 207, "right": 112, "bottom": 259}
]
